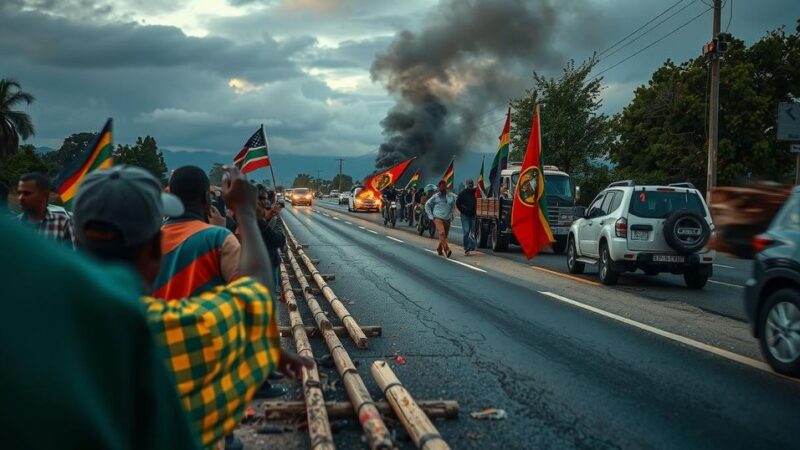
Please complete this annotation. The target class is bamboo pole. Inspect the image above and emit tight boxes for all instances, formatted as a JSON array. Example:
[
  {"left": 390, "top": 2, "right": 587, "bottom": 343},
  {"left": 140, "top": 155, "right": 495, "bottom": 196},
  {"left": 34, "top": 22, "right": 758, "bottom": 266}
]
[
  {"left": 262, "top": 400, "right": 460, "bottom": 421},
  {"left": 283, "top": 223, "right": 369, "bottom": 349},
  {"left": 286, "top": 248, "right": 393, "bottom": 450},
  {"left": 371, "top": 361, "right": 451, "bottom": 450},
  {"left": 279, "top": 265, "right": 335, "bottom": 450},
  {"left": 279, "top": 325, "right": 382, "bottom": 338}
]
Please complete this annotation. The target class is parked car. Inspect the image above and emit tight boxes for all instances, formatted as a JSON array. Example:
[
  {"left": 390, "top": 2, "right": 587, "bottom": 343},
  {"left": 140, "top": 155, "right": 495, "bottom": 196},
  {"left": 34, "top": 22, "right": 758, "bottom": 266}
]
[
  {"left": 338, "top": 191, "right": 352, "bottom": 205},
  {"left": 567, "top": 181, "right": 715, "bottom": 288},
  {"left": 348, "top": 187, "right": 379, "bottom": 212},
  {"left": 744, "top": 186, "right": 800, "bottom": 377},
  {"left": 290, "top": 188, "right": 313, "bottom": 206}
]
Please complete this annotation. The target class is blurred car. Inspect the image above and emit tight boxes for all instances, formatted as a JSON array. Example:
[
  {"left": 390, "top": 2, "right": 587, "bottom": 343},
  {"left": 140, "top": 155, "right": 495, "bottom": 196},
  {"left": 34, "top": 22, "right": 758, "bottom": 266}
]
[
  {"left": 338, "top": 191, "right": 352, "bottom": 205},
  {"left": 330, "top": 189, "right": 340, "bottom": 199},
  {"left": 348, "top": 187, "right": 380, "bottom": 212},
  {"left": 284, "top": 189, "right": 293, "bottom": 204},
  {"left": 290, "top": 187, "right": 313, "bottom": 206},
  {"left": 744, "top": 186, "right": 800, "bottom": 377}
]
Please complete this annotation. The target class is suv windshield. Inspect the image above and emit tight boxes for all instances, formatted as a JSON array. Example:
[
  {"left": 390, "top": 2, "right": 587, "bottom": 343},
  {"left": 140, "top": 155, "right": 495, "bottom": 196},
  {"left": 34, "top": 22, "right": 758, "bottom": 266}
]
[
  {"left": 294, "top": 188, "right": 309, "bottom": 194},
  {"left": 629, "top": 190, "right": 706, "bottom": 218},
  {"left": 509, "top": 173, "right": 573, "bottom": 201}
]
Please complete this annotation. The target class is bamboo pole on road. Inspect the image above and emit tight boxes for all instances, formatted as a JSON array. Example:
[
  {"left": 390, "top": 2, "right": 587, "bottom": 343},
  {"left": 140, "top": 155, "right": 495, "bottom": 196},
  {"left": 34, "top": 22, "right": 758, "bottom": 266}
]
[
  {"left": 283, "top": 222, "right": 369, "bottom": 349},
  {"left": 279, "top": 325, "right": 382, "bottom": 338},
  {"left": 262, "top": 400, "right": 460, "bottom": 421},
  {"left": 371, "top": 361, "right": 451, "bottom": 450},
  {"left": 279, "top": 265, "right": 335, "bottom": 450},
  {"left": 286, "top": 247, "right": 394, "bottom": 450}
]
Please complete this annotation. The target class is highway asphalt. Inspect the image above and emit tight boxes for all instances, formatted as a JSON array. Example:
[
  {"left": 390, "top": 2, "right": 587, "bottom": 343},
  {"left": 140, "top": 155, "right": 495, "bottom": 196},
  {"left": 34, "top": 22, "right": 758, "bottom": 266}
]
[{"left": 251, "top": 202, "right": 800, "bottom": 449}]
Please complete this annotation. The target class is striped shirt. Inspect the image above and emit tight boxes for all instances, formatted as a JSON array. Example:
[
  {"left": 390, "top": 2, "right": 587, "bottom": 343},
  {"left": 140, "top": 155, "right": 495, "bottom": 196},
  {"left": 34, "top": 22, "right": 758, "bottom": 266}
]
[{"left": 153, "top": 218, "right": 240, "bottom": 300}]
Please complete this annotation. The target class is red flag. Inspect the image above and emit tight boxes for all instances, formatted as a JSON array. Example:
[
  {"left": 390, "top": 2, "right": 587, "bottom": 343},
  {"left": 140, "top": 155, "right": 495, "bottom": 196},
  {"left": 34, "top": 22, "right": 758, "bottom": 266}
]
[
  {"left": 360, "top": 157, "right": 416, "bottom": 199},
  {"left": 476, "top": 157, "right": 487, "bottom": 199},
  {"left": 511, "top": 104, "right": 554, "bottom": 259}
]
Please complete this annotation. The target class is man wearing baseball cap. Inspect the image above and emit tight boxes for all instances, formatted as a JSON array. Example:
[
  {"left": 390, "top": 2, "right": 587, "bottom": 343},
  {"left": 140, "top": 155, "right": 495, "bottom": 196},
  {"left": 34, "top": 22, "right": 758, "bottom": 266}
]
[{"left": 73, "top": 165, "right": 313, "bottom": 448}]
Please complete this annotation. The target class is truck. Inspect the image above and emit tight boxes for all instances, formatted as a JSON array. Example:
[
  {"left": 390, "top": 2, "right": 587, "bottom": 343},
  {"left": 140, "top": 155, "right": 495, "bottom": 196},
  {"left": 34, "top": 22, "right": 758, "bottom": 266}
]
[{"left": 474, "top": 164, "right": 579, "bottom": 253}]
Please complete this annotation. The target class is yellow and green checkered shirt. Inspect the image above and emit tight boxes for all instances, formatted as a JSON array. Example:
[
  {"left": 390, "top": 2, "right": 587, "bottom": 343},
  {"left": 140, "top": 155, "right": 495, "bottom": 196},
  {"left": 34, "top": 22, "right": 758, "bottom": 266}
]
[{"left": 142, "top": 277, "right": 281, "bottom": 448}]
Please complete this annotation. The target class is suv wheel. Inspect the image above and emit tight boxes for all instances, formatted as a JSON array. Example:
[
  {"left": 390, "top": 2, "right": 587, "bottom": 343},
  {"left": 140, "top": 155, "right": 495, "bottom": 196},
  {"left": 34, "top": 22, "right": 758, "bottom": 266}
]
[
  {"left": 598, "top": 242, "right": 619, "bottom": 285},
  {"left": 567, "top": 237, "right": 584, "bottom": 274},
  {"left": 759, "top": 288, "right": 800, "bottom": 377},
  {"left": 683, "top": 271, "right": 709, "bottom": 289}
]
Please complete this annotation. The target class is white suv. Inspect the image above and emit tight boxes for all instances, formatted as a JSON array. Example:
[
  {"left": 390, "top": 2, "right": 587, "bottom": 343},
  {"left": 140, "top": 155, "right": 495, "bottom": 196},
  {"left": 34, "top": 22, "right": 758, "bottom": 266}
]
[{"left": 567, "top": 181, "right": 715, "bottom": 288}]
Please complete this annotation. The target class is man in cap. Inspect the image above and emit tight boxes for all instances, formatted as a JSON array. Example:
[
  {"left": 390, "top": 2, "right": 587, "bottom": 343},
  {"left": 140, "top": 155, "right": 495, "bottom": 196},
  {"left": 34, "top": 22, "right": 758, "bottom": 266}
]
[
  {"left": 73, "top": 165, "right": 313, "bottom": 448},
  {"left": 456, "top": 177, "right": 478, "bottom": 255},
  {"left": 425, "top": 180, "right": 457, "bottom": 258}
]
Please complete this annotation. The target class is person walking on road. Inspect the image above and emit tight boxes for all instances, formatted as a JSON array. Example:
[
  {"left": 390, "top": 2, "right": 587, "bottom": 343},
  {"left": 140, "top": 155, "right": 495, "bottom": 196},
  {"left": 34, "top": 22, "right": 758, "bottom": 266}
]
[
  {"left": 456, "top": 178, "right": 477, "bottom": 255},
  {"left": 425, "top": 180, "right": 457, "bottom": 258}
]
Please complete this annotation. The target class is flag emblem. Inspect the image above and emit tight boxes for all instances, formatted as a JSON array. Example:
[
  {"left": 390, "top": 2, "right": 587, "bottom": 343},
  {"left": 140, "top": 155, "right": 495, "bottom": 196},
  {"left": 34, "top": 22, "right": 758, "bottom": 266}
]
[
  {"left": 373, "top": 173, "right": 394, "bottom": 192},
  {"left": 516, "top": 166, "right": 541, "bottom": 207}
]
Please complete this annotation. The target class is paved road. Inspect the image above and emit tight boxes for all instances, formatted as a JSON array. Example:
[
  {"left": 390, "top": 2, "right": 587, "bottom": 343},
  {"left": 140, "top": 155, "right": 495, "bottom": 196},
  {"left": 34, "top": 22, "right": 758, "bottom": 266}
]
[
  {"left": 312, "top": 199, "right": 752, "bottom": 322},
  {"left": 270, "top": 203, "right": 799, "bottom": 449}
]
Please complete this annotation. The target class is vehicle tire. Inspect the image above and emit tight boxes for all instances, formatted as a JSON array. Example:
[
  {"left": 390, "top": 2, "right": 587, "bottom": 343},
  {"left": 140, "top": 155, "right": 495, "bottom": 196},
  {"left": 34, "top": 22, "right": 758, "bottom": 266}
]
[
  {"left": 683, "top": 271, "right": 708, "bottom": 289},
  {"left": 490, "top": 222, "right": 508, "bottom": 252},
  {"left": 598, "top": 242, "right": 619, "bottom": 285},
  {"left": 663, "top": 209, "right": 710, "bottom": 254},
  {"left": 567, "top": 237, "right": 584, "bottom": 274},
  {"left": 758, "top": 288, "right": 800, "bottom": 377},
  {"left": 551, "top": 239, "right": 567, "bottom": 254},
  {"left": 475, "top": 220, "right": 489, "bottom": 248}
]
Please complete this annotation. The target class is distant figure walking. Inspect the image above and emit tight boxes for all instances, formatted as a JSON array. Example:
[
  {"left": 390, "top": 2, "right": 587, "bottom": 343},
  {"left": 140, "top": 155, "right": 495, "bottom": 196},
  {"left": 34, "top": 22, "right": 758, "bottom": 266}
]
[{"left": 425, "top": 180, "right": 457, "bottom": 258}]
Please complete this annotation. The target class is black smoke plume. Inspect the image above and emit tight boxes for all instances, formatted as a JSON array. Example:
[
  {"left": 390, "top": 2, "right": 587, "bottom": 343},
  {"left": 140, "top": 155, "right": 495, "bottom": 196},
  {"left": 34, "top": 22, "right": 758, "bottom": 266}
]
[{"left": 371, "top": 0, "right": 572, "bottom": 171}]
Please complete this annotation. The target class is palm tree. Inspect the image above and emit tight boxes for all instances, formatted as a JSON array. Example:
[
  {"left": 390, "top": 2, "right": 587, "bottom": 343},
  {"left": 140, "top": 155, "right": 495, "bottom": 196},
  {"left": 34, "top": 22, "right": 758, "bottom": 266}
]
[{"left": 0, "top": 79, "right": 35, "bottom": 158}]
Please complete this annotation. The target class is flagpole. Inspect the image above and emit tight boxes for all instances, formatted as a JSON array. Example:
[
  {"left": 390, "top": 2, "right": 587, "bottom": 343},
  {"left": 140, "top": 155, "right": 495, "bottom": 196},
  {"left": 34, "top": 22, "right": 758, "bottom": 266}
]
[{"left": 262, "top": 124, "right": 279, "bottom": 190}]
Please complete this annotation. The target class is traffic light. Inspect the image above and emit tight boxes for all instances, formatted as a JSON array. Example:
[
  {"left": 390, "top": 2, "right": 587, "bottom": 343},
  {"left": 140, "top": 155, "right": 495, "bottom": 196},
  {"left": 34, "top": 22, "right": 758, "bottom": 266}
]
[{"left": 702, "top": 33, "right": 730, "bottom": 57}]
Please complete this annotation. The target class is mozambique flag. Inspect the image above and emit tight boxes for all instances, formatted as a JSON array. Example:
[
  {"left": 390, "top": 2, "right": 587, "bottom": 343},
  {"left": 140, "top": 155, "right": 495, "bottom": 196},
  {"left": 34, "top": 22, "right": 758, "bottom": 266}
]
[
  {"left": 234, "top": 126, "right": 270, "bottom": 174},
  {"left": 441, "top": 159, "right": 454, "bottom": 189},
  {"left": 404, "top": 169, "right": 421, "bottom": 189},
  {"left": 489, "top": 108, "right": 510, "bottom": 197},
  {"left": 511, "top": 104, "right": 554, "bottom": 259},
  {"left": 361, "top": 157, "right": 416, "bottom": 199},
  {"left": 476, "top": 157, "right": 487, "bottom": 199},
  {"left": 54, "top": 118, "right": 113, "bottom": 209}
]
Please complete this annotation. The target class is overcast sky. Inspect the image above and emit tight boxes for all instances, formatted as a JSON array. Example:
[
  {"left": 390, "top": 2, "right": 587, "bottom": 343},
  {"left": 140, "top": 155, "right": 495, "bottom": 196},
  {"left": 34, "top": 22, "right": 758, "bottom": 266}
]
[{"left": 2, "top": 0, "right": 797, "bottom": 160}]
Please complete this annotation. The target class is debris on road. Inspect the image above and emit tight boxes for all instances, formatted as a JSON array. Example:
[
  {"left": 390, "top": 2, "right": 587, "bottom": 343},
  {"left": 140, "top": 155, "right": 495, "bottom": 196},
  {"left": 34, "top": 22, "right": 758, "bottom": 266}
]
[
  {"left": 470, "top": 408, "right": 507, "bottom": 420},
  {"left": 394, "top": 354, "right": 407, "bottom": 365}
]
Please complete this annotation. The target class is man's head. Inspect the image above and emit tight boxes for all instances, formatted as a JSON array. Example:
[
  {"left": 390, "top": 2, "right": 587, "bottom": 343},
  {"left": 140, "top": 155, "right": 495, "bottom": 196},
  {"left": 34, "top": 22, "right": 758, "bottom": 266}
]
[
  {"left": 438, "top": 180, "right": 448, "bottom": 193},
  {"left": 465, "top": 178, "right": 474, "bottom": 189},
  {"left": 169, "top": 166, "right": 210, "bottom": 214},
  {"left": 73, "top": 166, "right": 184, "bottom": 287},
  {"left": 17, "top": 173, "right": 51, "bottom": 215}
]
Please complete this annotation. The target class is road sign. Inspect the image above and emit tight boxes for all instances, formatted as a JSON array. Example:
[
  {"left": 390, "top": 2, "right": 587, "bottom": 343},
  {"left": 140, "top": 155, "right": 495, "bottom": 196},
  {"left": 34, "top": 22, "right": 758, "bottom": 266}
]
[
  {"left": 791, "top": 144, "right": 800, "bottom": 153},
  {"left": 777, "top": 102, "right": 800, "bottom": 141}
]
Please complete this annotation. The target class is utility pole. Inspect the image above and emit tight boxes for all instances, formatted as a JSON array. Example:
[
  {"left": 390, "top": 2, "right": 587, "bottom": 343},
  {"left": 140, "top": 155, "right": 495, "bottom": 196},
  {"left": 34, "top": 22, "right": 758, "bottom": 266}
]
[
  {"left": 706, "top": 0, "right": 722, "bottom": 202},
  {"left": 335, "top": 158, "right": 344, "bottom": 192}
]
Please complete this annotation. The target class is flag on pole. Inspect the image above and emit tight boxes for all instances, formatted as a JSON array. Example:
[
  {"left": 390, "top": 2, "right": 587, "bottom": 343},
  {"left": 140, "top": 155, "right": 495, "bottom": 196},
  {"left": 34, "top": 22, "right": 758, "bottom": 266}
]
[
  {"left": 234, "top": 126, "right": 270, "bottom": 174},
  {"left": 489, "top": 108, "right": 510, "bottom": 197},
  {"left": 404, "top": 169, "right": 421, "bottom": 189},
  {"left": 54, "top": 118, "right": 114, "bottom": 209},
  {"left": 511, "top": 104, "right": 554, "bottom": 259},
  {"left": 361, "top": 157, "right": 416, "bottom": 199},
  {"left": 441, "top": 158, "right": 454, "bottom": 189},
  {"left": 476, "top": 157, "right": 487, "bottom": 199}
]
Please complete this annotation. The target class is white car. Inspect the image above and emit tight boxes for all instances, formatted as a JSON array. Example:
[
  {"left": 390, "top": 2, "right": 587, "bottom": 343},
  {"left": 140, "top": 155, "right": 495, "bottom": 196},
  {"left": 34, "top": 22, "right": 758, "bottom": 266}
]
[
  {"left": 348, "top": 187, "right": 379, "bottom": 212},
  {"left": 329, "top": 189, "right": 340, "bottom": 199},
  {"left": 338, "top": 191, "right": 352, "bottom": 205},
  {"left": 567, "top": 181, "right": 715, "bottom": 288}
]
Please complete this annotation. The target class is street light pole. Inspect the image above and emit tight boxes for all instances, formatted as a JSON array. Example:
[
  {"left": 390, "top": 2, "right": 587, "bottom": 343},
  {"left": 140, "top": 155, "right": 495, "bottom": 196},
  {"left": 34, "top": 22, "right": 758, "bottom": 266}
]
[
  {"left": 706, "top": 0, "right": 722, "bottom": 202},
  {"left": 335, "top": 158, "right": 344, "bottom": 192}
]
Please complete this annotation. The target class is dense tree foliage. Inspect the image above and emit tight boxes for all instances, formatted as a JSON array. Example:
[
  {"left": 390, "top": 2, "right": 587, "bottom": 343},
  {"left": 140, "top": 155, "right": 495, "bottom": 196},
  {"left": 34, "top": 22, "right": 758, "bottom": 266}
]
[
  {"left": 0, "top": 79, "right": 35, "bottom": 157},
  {"left": 114, "top": 136, "right": 169, "bottom": 185}
]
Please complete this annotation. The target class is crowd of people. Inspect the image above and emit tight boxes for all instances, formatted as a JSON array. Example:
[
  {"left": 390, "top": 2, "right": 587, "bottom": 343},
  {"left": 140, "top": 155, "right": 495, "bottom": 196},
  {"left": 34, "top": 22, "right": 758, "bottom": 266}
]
[{"left": 3, "top": 165, "right": 313, "bottom": 450}]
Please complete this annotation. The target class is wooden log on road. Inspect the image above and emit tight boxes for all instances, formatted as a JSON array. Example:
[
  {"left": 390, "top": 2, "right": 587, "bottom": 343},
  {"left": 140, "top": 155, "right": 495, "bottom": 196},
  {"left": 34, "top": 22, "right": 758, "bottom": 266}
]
[
  {"left": 279, "top": 325, "right": 382, "bottom": 338},
  {"left": 286, "top": 249, "right": 393, "bottom": 450},
  {"left": 372, "top": 361, "right": 451, "bottom": 450},
  {"left": 321, "top": 273, "right": 336, "bottom": 281},
  {"left": 279, "top": 265, "right": 335, "bottom": 450},
  {"left": 262, "top": 400, "right": 460, "bottom": 421}
]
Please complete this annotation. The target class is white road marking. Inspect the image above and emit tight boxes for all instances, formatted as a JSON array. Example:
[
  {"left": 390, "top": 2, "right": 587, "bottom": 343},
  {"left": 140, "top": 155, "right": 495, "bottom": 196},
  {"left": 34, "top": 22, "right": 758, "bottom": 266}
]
[
  {"left": 387, "top": 236, "right": 404, "bottom": 243},
  {"left": 424, "top": 249, "right": 487, "bottom": 273},
  {"left": 358, "top": 226, "right": 366, "bottom": 230},
  {"left": 345, "top": 221, "right": 353, "bottom": 225},
  {"left": 366, "top": 229, "right": 379, "bottom": 235},
  {"left": 333, "top": 216, "right": 341, "bottom": 221},
  {"left": 709, "top": 279, "right": 745, "bottom": 289},
  {"left": 538, "top": 291, "right": 776, "bottom": 375},
  {"left": 713, "top": 263, "right": 736, "bottom": 269}
]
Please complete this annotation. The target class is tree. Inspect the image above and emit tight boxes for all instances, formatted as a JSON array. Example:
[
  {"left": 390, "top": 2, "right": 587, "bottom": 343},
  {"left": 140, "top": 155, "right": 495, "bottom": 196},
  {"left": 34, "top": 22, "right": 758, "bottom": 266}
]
[
  {"left": 43, "top": 132, "right": 97, "bottom": 176},
  {"left": 510, "top": 58, "right": 614, "bottom": 202},
  {"left": 208, "top": 163, "right": 225, "bottom": 186},
  {"left": 0, "top": 144, "right": 48, "bottom": 186},
  {"left": 292, "top": 173, "right": 315, "bottom": 188},
  {"left": 0, "top": 79, "right": 35, "bottom": 157},
  {"left": 115, "top": 136, "right": 169, "bottom": 185},
  {"left": 331, "top": 173, "right": 353, "bottom": 191},
  {"left": 612, "top": 22, "right": 800, "bottom": 190}
]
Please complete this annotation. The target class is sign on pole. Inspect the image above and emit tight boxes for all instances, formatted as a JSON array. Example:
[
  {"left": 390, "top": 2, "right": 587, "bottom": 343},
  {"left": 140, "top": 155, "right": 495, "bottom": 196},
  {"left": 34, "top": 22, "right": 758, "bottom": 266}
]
[{"left": 777, "top": 102, "right": 800, "bottom": 141}]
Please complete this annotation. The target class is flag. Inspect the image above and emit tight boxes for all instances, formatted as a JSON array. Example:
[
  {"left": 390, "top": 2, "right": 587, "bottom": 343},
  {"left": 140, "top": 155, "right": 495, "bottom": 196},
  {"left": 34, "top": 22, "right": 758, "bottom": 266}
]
[
  {"left": 54, "top": 118, "right": 113, "bottom": 209},
  {"left": 476, "top": 157, "right": 487, "bottom": 199},
  {"left": 361, "top": 157, "right": 416, "bottom": 199},
  {"left": 441, "top": 159, "right": 454, "bottom": 189},
  {"left": 511, "top": 104, "right": 554, "bottom": 259},
  {"left": 489, "top": 108, "right": 510, "bottom": 197},
  {"left": 235, "top": 126, "right": 270, "bottom": 174},
  {"left": 404, "top": 169, "right": 421, "bottom": 189}
]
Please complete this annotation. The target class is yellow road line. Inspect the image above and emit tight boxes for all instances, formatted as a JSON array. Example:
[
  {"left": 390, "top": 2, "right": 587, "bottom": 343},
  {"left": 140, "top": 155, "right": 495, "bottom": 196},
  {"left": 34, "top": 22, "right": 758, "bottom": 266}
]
[{"left": 531, "top": 266, "right": 602, "bottom": 287}]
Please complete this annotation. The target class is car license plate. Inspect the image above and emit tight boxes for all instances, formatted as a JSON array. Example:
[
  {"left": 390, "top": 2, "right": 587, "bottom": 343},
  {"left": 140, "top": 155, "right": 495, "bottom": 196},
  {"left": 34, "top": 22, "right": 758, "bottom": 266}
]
[
  {"left": 653, "top": 255, "right": 685, "bottom": 263},
  {"left": 552, "top": 227, "right": 568, "bottom": 235},
  {"left": 631, "top": 230, "right": 648, "bottom": 240}
]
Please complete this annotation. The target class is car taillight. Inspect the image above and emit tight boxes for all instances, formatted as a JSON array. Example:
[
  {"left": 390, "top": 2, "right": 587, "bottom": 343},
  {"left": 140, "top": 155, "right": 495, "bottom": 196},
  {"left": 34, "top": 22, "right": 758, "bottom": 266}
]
[
  {"left": 752, "top": 235, "right": 775, "bottom": 254},
  {"left": 615, "top": 217, "right": 628, "bottom": 238}
]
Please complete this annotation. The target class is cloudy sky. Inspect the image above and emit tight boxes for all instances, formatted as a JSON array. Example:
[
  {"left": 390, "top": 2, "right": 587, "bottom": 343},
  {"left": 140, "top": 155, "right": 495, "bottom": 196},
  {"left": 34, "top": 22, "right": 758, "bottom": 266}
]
[{"left": 2, "top": 0, "right": 796, "bottom": 163}]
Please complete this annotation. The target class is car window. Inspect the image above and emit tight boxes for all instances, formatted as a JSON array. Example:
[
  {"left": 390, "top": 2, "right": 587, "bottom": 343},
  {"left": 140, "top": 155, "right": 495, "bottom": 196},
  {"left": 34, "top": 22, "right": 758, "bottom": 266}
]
[
  {"left": 607, "top": 190, "right": 623, "bottom": 213},
  {"left": 599, "top": 192, "right": 616, "bottom": 216},
  {"left": 628, "top": 189, "right": 707, "bottom": 219},
  {"left": 771, "top": 193, "right": 800, "bottom": 231},
  {"left": 588, "top": 193, "right": 606, "bottom": 217},
  {"left": 294, "top": 188, "right": 309, "bottom": 194}
]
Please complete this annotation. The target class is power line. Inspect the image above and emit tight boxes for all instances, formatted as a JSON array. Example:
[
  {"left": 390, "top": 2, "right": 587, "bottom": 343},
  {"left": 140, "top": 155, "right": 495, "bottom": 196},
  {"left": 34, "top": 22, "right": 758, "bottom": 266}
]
[
  {"left": 725, "top": 0, "right": 733, "bottom": 32},
  {"left": 597, "top": 0, "right": 688, "bottom": 57},
  {"left": 590, "top": 6, "right": 713, "bottom": 81}
]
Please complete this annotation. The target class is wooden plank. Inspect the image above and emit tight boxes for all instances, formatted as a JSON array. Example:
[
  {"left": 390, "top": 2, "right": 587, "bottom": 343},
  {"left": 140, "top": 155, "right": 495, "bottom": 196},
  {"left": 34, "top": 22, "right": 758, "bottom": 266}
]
[
  {"left": 279, "top": 326, "right": 382, "bottom": 338},
  {"left": 262, "top": 400, "right": 460, "bottom": 421}
]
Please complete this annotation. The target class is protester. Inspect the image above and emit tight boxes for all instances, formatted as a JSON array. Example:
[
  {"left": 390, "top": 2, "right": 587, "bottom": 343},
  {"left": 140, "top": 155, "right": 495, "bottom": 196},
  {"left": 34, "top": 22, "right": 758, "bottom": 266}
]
[
  {"left": 73, "top": 165, "right": 313, "bottom": 449},
  {"left": 0, "top": 218, "right": 199, "bottom": 449},
  {"left": 398, "top": 187, "right": 407, "bottom": 221},
  {"left": 456, "top": 178, "right": 478, "bottom": 255},
  {"left": 405, "top": 186, "right": 416, "bottom": 226},
  {"left": 152, "top": 166, "right": 241, "bottom": 300},
  {"left": 256, "top": 185, "right": 287, "bottom": 303},
  {"left": 16, "top": 172, "right": 75, "bottom": 248},
  {"left": 425, "top": 180, "right": 457, "bottom": 258}
]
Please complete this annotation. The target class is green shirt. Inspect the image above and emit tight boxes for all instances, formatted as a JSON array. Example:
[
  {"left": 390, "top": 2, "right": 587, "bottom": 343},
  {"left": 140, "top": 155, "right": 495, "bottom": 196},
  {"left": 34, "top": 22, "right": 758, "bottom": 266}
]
[{"left": 0, "top": 219, "right": 199, "bottom": 450}]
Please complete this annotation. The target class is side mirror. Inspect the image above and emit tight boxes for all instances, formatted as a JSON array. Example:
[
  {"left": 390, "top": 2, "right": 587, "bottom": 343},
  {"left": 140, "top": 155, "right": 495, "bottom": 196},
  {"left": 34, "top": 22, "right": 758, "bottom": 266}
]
[
  {"left": 573, "top": 206, "right": 586, "bottom": 219},
  {"left": 575, "top": 186, "right": 581, "bottom": 201}
]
